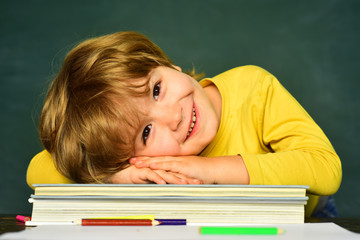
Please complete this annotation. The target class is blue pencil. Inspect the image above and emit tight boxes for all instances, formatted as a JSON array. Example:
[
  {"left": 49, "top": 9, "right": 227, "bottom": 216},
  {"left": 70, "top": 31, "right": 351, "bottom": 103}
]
[{"left": 156, "top": 219, "right": 186, "bottom": 225}]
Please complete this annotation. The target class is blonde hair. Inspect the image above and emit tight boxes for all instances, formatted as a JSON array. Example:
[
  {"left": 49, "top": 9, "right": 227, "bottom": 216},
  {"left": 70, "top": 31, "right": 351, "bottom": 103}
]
[{"left": 40, "top": 31, "right": 202, "bottom": 183}]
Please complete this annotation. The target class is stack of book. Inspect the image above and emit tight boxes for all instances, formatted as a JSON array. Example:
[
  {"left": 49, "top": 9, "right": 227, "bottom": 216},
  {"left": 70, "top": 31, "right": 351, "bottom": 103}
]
[{"left": 28, "top": 184, "right": 309, "bottom": 224}]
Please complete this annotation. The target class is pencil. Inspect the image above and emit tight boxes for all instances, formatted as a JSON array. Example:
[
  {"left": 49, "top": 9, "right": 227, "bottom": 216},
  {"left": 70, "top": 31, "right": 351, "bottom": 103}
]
[
  {"left": 156, "top": 219, "right": 186, "bottom": 225},
  {"left": 200, "top": 227, "right": 284, "bottom": 235},
  {"left": 86, "top": 215, "right": 155, "bottom": 220},
  {"left": 25, "top": 221, "right": 75, "bottom": 226},
  {"left": 79, "top": 219, "right": 160, "bottom": 226}
]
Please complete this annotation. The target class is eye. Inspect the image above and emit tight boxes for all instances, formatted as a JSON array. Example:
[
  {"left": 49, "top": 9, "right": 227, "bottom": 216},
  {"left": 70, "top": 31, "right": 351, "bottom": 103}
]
[
  {"left": 142, "top": 124, "right": 152, "bottom": 145},
  {"left": 153, "top": 82, "right": 161, "bottom": 100}
]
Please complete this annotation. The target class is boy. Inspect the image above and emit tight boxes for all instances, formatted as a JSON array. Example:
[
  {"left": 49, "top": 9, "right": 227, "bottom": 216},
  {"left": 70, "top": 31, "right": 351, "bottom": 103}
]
[{"left": 27, "top": 31, "right": 342, "bottom": 217}]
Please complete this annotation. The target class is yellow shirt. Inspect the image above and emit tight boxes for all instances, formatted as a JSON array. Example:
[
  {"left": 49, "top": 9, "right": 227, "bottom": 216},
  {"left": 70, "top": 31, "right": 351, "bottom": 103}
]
[
  {"left": 199, "top": 65, "right": 342, "bottom": 216},
  {"left": 27, "top": 150, "right": 72, "bottom": 186},
  {"left": 27, "top": 65, "right": 342, "bottom": 216}
]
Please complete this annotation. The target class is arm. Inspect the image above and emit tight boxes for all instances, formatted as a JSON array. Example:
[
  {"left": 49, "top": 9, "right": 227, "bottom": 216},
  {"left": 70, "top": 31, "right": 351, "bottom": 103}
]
[{"left": 240, "top": 68, "right": 342, "bottom": 195}]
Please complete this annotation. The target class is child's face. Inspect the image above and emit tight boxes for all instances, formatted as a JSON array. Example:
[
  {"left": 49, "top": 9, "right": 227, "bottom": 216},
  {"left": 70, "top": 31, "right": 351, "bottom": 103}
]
[{"left": 132, "top": 66, "right": 220, "bottom": 157}]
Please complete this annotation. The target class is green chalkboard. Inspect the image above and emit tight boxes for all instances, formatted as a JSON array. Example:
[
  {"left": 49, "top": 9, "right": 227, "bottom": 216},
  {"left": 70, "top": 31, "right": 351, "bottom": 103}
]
[{"left": 1, "top": 0, "right": 359, "bottom": 217}]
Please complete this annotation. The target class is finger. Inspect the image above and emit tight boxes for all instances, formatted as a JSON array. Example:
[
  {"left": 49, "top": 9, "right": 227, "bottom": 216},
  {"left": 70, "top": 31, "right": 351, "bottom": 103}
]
[
  {"left": 189, "top": 179, "right": 203, "bottom": 184},
  {"left": 133, "top": 156, "right": 181, "bottom": 168},
  {"left": 155, "top": 170, "right": 187, "bottom": 184},
  {"left": 129, "top": 156, "right": 150, "bottom": 165},
  {"left": 150, "top": 162, "right": 203, "bottom": 184},
  {"left": 132, "top": 157, "right": 160, "bottom": 168},
  {"left": 170, "top": 172, "right": 203, "bottom": 185},
  {"left": 129, "top": 158, "right": 136, "bottom": 165},
  {"left": 138, "top": 169, "right": 166, "bottom": 184},
  {"left": 133, "top": 158, "right": 166, "bottom": 168},
  {"left": 149, "top": 161, "right": 183, "bottom": 173}
]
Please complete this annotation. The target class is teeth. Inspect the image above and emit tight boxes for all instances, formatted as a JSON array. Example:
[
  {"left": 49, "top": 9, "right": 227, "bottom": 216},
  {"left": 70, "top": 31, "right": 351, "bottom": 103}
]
[{"left": 187, "top": 108, "right": 197, "bottom": 136}]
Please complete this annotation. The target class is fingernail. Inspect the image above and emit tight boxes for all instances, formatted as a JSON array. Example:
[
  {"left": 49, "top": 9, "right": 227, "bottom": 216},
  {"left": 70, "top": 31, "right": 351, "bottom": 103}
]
[
  {"left": 134, "top": 160, "right": 143, "bottom": 166},
  {"left": 192, "top": 179, "right": 201, "bottom": 184}
]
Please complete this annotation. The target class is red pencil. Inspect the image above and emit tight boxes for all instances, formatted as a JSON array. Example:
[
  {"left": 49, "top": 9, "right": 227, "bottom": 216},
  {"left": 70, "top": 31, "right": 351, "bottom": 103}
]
[{"left": 80, "top": 219, "right": 161, "bottom": 226}]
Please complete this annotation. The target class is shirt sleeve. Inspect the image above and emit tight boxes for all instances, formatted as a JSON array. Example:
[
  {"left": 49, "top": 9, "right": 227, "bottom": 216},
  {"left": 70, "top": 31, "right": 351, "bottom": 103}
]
[
  {"left": 241, "top": 69, "right": 342, "bottom": 196},
  {"left": 26, "top": 150, "right": 73, "bottom": 189}
]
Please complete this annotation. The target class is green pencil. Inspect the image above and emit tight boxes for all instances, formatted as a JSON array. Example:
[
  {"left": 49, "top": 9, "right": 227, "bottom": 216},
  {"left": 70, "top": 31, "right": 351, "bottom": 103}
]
[{"left": 200, "top": 227, "right": 284, "bottom": 235}]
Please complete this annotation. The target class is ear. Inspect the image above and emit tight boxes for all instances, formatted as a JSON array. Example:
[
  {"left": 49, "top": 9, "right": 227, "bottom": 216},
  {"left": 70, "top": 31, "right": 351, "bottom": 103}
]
[{"left": 173, "top": 65, "right": 182, "bottom": 72}]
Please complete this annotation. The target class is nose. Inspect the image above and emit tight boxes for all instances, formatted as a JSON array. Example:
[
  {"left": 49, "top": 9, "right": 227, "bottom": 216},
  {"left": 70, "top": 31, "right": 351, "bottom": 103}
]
[{"left": 155, "top": 104, "right": 182, "bottom": 131}]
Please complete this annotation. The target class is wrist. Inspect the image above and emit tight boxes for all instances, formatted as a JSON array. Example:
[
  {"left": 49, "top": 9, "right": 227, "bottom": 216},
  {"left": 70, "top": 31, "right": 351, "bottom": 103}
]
[{"left": 213, "top": 155, "right": 249, "bottom": 184}]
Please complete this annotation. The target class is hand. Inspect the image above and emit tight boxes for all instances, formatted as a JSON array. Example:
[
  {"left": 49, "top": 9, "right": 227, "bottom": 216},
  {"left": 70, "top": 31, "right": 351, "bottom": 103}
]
[
  {"left": 130, "top": 155, "right": 217, "bottom": 184},
  {"left": 110, "top": 165, "right": 202, "bottom": 184},
  {"left": 130, "top": 155, "right": 250, "bottom": 184}
]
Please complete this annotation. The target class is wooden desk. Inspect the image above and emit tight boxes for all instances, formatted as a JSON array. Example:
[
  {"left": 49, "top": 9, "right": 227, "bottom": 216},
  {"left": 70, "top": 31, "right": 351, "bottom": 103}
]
[
  {"left": 0, "top": 215, "right": 26, "bottom": 235},
  {"left": 1, "top": 215, "right": 360, "bottom": 235}
]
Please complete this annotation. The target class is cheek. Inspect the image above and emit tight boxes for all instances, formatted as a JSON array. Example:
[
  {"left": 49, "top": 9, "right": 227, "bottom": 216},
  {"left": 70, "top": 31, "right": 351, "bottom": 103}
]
[
  {"left": 141, "top": 138, "right": 182, "bottom": 157},
  {"left": 149, "top": 141, "right": 182, "bottom": 156}
]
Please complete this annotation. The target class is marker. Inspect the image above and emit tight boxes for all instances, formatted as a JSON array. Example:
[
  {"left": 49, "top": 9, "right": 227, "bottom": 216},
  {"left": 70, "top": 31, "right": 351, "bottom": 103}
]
[
  {"left": 79, "top": 219, "right": 160, "bottom": 226},
  {"left": 200, "top": 227, "right": 284, "bottom": 235}
]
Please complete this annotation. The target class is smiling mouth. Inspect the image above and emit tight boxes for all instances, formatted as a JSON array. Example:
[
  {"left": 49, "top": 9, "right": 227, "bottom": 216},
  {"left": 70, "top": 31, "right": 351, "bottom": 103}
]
[{"left": 187, "top": 107, "right": 197, "bottom": 137}]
